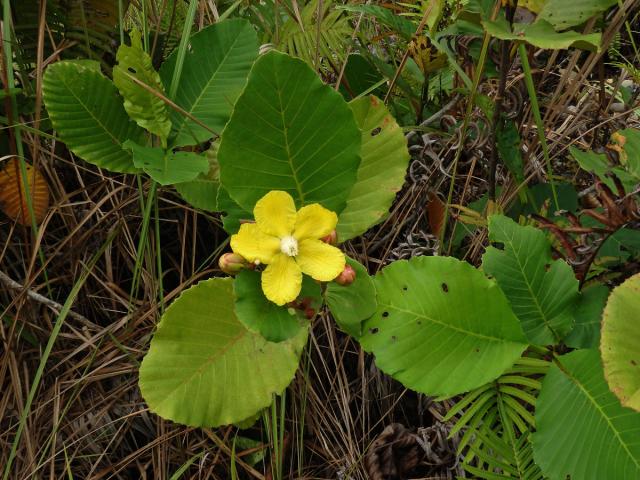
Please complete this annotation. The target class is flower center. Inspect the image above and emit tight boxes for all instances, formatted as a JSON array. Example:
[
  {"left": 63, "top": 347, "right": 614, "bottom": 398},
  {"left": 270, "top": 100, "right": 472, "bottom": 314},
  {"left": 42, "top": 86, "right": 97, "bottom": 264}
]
[{"left": 280, "top": 235, "right": 298, "bottom": 257}]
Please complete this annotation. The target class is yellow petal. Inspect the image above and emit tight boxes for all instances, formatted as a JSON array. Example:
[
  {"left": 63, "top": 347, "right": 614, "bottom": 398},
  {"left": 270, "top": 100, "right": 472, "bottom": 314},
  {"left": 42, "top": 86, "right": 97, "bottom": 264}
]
[
  {"left": 296, "top": 239, "right": 345, "bottom": 282},
  {"left": 262, "top": 253, "right": 302, "bottom": 306},
  {"left": 230, "top": 223, "right": 280, "bottom": 264},
  {"left": 254, "top": 190, "right": 296, "bottom": 238},
  {"left": 293, "top": 203, "right": 338, "bottom": 241}
]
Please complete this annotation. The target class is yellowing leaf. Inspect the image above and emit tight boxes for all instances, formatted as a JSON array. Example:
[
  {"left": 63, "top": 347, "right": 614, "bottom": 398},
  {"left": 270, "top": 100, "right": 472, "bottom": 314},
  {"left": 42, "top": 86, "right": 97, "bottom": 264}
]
[{"left": 0, "top": 160, "right": 50, "bottom": 226}]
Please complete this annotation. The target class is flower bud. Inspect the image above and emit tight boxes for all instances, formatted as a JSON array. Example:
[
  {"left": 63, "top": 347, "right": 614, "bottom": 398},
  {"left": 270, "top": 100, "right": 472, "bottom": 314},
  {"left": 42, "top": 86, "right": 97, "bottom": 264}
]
[
  {"left": 218, "top": 253, "right": 248, "bottom": 275},
  {"left": 320, "top": 229, "right": 338, "bottom": 246},
  {"left": 299, "top": 297, "right": 312, "bottom": 309},
  {"left": 334, "top": 264, "right": 356, "bottom": 286}
]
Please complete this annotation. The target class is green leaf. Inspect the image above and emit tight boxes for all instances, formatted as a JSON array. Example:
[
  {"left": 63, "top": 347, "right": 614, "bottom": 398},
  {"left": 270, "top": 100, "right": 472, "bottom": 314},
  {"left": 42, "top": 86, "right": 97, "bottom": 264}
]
[
  {"left": 218, "top": 51, "right": 362, "bottom": 214},
  {"left": 139, "top": 278, "right": 307, "bottom": 427},
  {"left": 359, "top": 256, "right": 528, "bottom": 396},
  {"left": 338, "top": 5, "right": 416, "bottom": 40},
  {"left": 482, "top": 18, "right": 601, "bottom": 50},
  {"left": 175, "top": 142, "right": 222, "bottom": 211},
  {"left": 598, "top": 228, "right": 640, "bottom": 264},
  {"left": 482, "top": 215, "right": 579, "bottom": 345},
  {"left": 325, "top": 257, "right": 376, "bottom": 337},
  {"left": 42, "top": 61, "right": 145, "bottom": 173},
  {"left": 601, "top": 273, "right": 640, "bottom": 411},
  {"left": 496, "top": 118, "right": 524, "bottom": 183},
  {"left": 538, "top": 0, "right": 618, "bottom": 30},
  {"left": 336, "top": 95, "right": 409, "bottom": 241},
  {"left": 565, "top": 284, "right": 609, "bottom": 349},
  {"left": 113, "top": 30, "right": 172, "bottom": 141},
  {"left": 217, "top": 187, "right": 252, "bottom": 234},
  {"left": 612, "top": 128, "right": 640, "bottom": 178},
  {"left": 569, "top": 146, "right": 637, "bottom": 191},
  {"left": 338, "top": 54, "right": 382, "bottom": 100},
  {"left": 159, "top": 19, "right": 259, "bottom": 147},
  {"left": 233, "top": 270, "right": 319, "bottom": 343},
  {"left": 123, "top": 141, "right": 209, "bottom": 185},
  {"left": 532, "top": 349, "right": 640, "bottom": 479}
]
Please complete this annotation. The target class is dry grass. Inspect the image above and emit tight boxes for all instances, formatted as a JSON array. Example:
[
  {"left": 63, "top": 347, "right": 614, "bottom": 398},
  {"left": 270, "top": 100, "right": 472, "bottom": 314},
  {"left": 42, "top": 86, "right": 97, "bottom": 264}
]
[{"left": 1, "top": 1, "right": 639, "bottom": 478}]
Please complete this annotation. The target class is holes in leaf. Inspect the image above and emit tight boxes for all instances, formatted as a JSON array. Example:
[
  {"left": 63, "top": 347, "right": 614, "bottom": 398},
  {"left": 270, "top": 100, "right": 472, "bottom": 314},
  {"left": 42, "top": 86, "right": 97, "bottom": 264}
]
[
  {"left": 391, "top": 335, "right": 397, "bottom": 342},
  {"left": 402, "top": 286, "right": 408, "bottom": 291},
  {"left": 382, "top": 311, "right": 389, "bottom": 318},
  {"left": 127, "top": 67, "right": 137, "bottom": 74},
  {"left": 441, "top": 283, "right": 449, "bottom": 293},
  {"left": 544, "top": 263, "right": 551, "bottom": 272},
  {"left": 369, "top": 327, "right": 379, "bottom": 334},
  {"left": 371, "top": 127, "right": 382, "bottom": 136},
  {"left": 416, "top": 320, "right": 422, "bottom": 326},
  {"left": 491, "top": 241, "right": 505, "bottom": 251}
]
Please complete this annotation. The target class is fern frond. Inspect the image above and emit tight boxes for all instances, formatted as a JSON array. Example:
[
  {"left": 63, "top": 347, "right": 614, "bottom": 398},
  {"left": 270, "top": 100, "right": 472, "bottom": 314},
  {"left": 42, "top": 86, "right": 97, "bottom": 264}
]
[
  {"left": 277, "top": 0, "right": 352, "bottom": 70},
  {"left": 445, "top": 355, "right": 550, "bottom": 479}
]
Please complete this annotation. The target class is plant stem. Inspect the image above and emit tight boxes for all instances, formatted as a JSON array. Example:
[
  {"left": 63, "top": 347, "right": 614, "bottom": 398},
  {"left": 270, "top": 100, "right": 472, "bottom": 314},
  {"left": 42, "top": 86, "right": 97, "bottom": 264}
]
[
  {"left": 489, "top": 2, "right": 516, "bottom": 201},
  {"left": 518, "top": 43, "right": 559, "bottom": 210}
]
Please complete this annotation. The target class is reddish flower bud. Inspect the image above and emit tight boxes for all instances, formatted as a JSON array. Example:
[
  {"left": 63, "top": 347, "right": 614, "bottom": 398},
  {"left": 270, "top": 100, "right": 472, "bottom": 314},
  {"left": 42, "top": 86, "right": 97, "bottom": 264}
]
[
  {"left": 334, "top": 264, "right": 356, "bottom": 286},
  {"left": 304, "top": 307, "right": 316, "bottom": 319},
  {"left": 320, "top": 229, "right": 338, "bottom": 245},
  {"left": 299, "top": 297, "right": 312, "bottom": 309},
  {"left": 218, "top": 253, "right": 248, "bottom": 275}
]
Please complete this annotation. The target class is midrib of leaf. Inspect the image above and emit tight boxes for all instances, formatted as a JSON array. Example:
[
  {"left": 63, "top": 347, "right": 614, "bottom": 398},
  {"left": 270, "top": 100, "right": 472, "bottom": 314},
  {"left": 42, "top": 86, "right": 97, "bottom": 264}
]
[
  {"left": 161, "top": 151, "right": 170, "bottom": 178},
  {"left": 153, "top": 329, "right": 248, "bottom": 408},
  {"left": 558, "top": 358, "right": 640, "bottom": 470},
  {"left": 172, "top": 29, "right": 245, "bottom": 140},
  {"left": 499, "top": 225, "right": 560, "bottom": 343},
  {"left": 60, "top": 71, "right": 125, "bottom": 147},
  {"left": 379, "top": 302, "right": 519, "bottom": 344},
  {"left": 274, "top": 68, "right": 305, "bottom": 205}
]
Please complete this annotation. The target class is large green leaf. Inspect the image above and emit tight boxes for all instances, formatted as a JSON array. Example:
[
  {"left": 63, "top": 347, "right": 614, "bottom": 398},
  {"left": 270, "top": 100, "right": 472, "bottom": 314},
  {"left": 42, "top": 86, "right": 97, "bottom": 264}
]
[
  {"left": 359, "top": 256, "right": 528, "bottom": 396},
  {"left": 325, "top": 257, "right": 376, "bottom": 337},
  {"left": 42, "top": 61, "right": 145, "bottom": 173},
  {"left": 218, "top": 51, "right": 362, "bottom": 214},
  {"left": 601, "top": 273, "right": 640, "bottom": 411},
  {"left": 538, "top": 0, "right": 618, "bottom": 30},
  {"left": 139, "top": 278, "right": 307, "bottom": 427},
  {"left": 532, "top": 349, "right": 640, "bottom": 479},
  {"left": 113, "top": 30, "right": 171, "bottom": 141},
  {"left": 336, "top": 96, "right": 409, "bottom": 241},
  {"left": 124, "top": 141, "right": 209, "bottom": 185},
  {"left": 174, "top": 142, "right": 221, "bottom": 211},
  {"left": 482, "top": 215, "right": 579, "bottom": 345},
  {"left": 234, "top": 270, "right": 320, "bottom": 343},
  {"left": 565, "top": 284, "right": 609, "bottom": 349},
  {"left": 483, "top": 18, "right": 601, "bottom": 50},
  {"left": 159, "top": 19, "right": 258, "bottom": 147}
]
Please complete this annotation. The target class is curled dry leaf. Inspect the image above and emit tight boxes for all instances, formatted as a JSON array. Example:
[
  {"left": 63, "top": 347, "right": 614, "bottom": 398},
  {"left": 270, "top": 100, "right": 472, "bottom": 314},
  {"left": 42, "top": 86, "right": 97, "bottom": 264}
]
[{"left": 0, "top": 160, "right": 50, "bottom": 225}]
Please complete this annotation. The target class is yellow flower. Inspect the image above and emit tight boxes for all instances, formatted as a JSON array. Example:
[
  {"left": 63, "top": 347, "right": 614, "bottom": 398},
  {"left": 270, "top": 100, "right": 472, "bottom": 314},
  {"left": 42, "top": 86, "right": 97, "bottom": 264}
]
[{"left": 230, "top": 191, "right": 345, "bottom": 306}]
